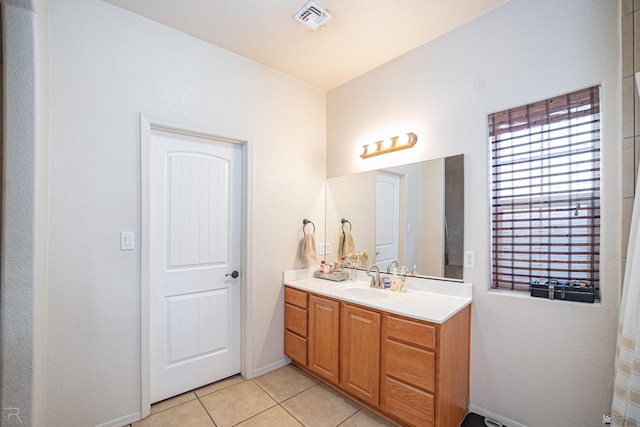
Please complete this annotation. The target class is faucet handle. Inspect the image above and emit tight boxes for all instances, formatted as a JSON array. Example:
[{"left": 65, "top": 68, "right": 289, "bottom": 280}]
[{"left": 368, "top": 275, "right": 377, "bottom": 288}]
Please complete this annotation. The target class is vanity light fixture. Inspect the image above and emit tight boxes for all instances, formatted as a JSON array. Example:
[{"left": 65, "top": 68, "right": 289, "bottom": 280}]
[{"left": 360, "top": 132, "right": 418, "bottom": 159}]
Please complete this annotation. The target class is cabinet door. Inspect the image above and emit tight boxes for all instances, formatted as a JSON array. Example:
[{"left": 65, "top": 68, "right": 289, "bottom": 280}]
[
  {"left": 308, "top": 295, "right": 340, "bottom": 385},
  {"left": 340, "top": 304, "right": 380, "bottom": 406}
]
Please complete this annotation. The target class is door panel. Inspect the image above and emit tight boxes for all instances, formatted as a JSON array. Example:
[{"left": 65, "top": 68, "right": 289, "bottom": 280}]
[
  {"left": 165, "top": 289, "right": 229, "bottom": 365},
  {"left": 150, "top": 129, "right": 242, "bottom": 403},
  {"left": 167, "top": 153, "right": 229, "bottom": 268}
]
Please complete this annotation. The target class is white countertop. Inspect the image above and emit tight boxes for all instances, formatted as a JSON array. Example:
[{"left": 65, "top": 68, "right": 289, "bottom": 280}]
[{"left": 283, "top": 269, "right": 472, "bottom": 324}]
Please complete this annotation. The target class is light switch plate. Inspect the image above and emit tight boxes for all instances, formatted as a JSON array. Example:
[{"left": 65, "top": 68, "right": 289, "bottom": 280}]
[
  {"left": 464, "top": 250, "right": 476, "bottom": 269},
  {"left": 325, "top": 242, "right": 332, "bottom": 255},
  {"left": 120, "top": 231, "right": 134, "bottom": 251},
  {"left": 319, "top": 243, "right": 325, "bottom": 255}
]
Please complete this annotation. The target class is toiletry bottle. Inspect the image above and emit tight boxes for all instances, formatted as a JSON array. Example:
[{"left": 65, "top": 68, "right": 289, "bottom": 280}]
[
  {"left": 320, "top": 260, "right": 325, "bottom": 273},
  {"left": 400, "top": 266, "right": 407, "bottom": 291},
  {"left": 390, "top": 267, "right": 398, "bottom": 291}
]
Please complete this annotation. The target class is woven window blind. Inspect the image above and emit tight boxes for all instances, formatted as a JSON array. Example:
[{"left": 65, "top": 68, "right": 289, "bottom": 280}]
[{"left": 489, "top": 86, "right": 600, "bottom": 297}]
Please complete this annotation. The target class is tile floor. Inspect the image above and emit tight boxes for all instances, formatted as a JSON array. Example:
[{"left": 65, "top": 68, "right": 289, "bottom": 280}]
[{"left": 127, "top": 364, "right": 399, "bottom": 427}]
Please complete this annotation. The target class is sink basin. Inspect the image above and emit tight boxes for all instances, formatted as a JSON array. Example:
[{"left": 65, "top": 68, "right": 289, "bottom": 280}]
[{"left": 337, "top": 286, "right": 388, "bottom": 299}]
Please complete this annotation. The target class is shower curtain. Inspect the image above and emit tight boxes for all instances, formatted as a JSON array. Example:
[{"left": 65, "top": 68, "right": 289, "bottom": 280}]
[{"left": 611, "top": 171, "right": 640, "bottom": 426}]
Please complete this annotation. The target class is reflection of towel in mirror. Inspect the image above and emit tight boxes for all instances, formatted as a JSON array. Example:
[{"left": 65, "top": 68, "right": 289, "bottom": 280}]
[
  {"left": 339, "top": 230, "right": 356, "bottom": 258},
  {"left": 301, "top": 233, "right": 317, "bottom": 267}
]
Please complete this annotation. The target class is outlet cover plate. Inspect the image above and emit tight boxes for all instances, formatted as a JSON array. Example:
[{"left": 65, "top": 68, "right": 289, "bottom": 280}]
[{"left": 464, "top": 250, "right": 476, "bottom": 269}]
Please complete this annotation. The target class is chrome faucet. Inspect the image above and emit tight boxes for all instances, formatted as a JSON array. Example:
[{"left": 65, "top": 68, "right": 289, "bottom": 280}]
[
  {"left": 387, "top": 260, "right": 398, "bottom": 273},
  {"left": 367, "top": 264, "right": 382, "bottom": 288}
]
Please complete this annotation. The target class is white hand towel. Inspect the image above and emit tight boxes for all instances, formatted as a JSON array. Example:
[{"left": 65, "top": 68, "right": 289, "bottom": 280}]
[
  {"left": 301, "top": 233, "right": 317, "bottom": 267},
  {"left": 339, "top": 230, "right": 356, "bottom": 258}
]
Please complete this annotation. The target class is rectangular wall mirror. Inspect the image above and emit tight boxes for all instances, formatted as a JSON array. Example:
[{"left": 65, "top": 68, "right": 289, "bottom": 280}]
[{"left": 325, "top": 154, "right": 464, "bottom": 281}]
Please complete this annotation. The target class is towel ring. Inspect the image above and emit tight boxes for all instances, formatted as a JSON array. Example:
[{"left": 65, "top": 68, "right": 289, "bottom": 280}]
[
  {"left": 303, "top": 219, "right": 315, "bottom": 235},
  {"left": 341, "top": 218, "right": 352, "bottom": 231}
]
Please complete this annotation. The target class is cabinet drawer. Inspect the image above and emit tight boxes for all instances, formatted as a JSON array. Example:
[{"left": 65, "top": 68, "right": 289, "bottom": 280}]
[
  {"left": 386, "top": 315, "right": 436, "bottom": 350},
  {"left": 385, "top": 339, "right": 435, "bottom": 393},
  {"left": 383, "top": 377, "right": 434, "bottom": 427},
  {"left": 284, "top": 330, "right": 307, "bottom": 365},
  {"left": 285, "top": 303, "right": 307, "bottom": 337},
  {"left": 285, "top": 286, "right": 308, "bottom": 309}
]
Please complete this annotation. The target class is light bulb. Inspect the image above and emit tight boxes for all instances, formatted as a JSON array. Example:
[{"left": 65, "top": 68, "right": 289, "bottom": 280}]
[{"left": 396, "top": 133, "right": 409, "bottom": 145}]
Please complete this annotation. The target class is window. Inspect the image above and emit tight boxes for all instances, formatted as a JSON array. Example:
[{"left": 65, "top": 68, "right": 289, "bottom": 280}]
[{"left": 489, "top": 86, "right": 600, "bottom": 298}]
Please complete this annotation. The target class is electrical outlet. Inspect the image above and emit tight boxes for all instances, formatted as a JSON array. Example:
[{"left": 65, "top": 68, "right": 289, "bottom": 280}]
[
  {"left": 464, "top": 250, "right": 476, "bottom": 269},
  {"left": 319, "top": 243, "right": 325, "bottom": 255},
  {"left": 325, "top": 243, "right": 332, "bottom": 254}
]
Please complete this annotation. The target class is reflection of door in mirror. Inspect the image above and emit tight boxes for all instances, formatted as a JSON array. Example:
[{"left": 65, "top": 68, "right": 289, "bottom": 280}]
[
  {"left": 324, "top": 154, "right": 463, "bottom": 281},
  {"left": 375, "top": 171, "right": 401, "bottom": 270}
]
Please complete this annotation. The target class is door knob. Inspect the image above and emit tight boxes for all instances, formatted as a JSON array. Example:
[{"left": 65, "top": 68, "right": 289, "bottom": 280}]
[{"left": 225, "top": 271, "right": 239, "bottom": 279}]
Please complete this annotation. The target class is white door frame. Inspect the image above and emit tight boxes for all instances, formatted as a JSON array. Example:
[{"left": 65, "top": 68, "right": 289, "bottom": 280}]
[{"left": 140, "top": 115, "right": 254, "bottom": 418}]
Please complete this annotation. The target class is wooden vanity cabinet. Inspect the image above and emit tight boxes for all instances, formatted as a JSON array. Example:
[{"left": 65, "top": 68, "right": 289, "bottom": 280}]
[
  {"left": 340, "top": 303, "right": 380, "bottom": 406},
  {"left": 308, "top": 294, "right": 340, "bottom": 385},
  {"left": 283, "top": 285, "right": 471, "bottom": 427},
  {"left": 284, "top": 287, "right": 308, "bottom": 365}
]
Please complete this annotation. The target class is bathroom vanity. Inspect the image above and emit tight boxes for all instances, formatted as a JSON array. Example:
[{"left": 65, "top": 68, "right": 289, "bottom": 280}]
[{"left": 283, "top": 272, "right": 472, "bottom": 427}]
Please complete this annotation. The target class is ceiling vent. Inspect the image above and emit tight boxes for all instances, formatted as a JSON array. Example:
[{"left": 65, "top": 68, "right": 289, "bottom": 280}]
[{"left": 294, "top": 1, "right": 332, "bottom": 30}]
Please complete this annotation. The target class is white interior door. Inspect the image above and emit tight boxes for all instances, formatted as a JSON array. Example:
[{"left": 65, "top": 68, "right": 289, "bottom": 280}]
[
  {"left": 149, "top": 128, "right": 242, "bottom": 403},
  {"left": 375, "top": 172, "right": 400, "bottom": 270}
]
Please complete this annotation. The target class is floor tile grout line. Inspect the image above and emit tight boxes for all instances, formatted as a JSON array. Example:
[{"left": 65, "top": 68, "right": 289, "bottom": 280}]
[
  {"left": 250, "top": 377, "right": 328, "bottom": 426},
  {"left": 251, "top": 378, "right": 279, "bottom": 402},
  {"left": 241, "top": 378, "right": 310, "bottom": 426},
  {"left": 144, "top": 366, "right": 400, "bottom": 427},
  {"left": 252, "top": 377, "right": 319, "bottom": 405},
  {"left": 150, "top": 375, "right": 245, "bottom": 416},
  {"left": 228, "top": 401, "right": 280, "bottom": 426},
  {"left": 277, "top": 401, "right": 307, "bottom": 427},
  {"left": 195, "top": 394, "right": 218, "bottom": 426},
  {"left": 336, "top": 408, "right": 359, "bottom": 426},
  {"left": 146, "top": 392, "right": 198, "bottom": 416},
  {"left": 199, "top": 378, "right": 281, "bottom": 427},
  {"left": 195, "top": 374, "right": 246, "bottom": 399}
]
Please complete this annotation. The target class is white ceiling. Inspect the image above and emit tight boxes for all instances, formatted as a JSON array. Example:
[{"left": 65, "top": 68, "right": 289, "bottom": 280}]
[{"left": 102, "top": 0, "right": 509, "bottom": 91}]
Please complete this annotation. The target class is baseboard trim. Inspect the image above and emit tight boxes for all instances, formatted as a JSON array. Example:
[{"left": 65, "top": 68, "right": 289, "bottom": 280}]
[
  {"left": 94, "top": 411, "right": 141, "bottom": 427},
  {"left": 251, "top": 357, "right": 291, "bottom": 379},
  {"left": 468, "top": 404, "right": 528, "bottom": 427}
]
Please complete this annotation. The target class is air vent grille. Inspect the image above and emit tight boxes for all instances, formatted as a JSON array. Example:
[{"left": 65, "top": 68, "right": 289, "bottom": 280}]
[{"left": 294, "top": 1, "right": 332, "bottom": 30}]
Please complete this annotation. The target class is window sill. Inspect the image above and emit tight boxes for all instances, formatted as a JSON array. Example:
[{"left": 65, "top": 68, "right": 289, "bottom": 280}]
[{"left": 487, "top": 288, "right": 602, "bottom": 306}]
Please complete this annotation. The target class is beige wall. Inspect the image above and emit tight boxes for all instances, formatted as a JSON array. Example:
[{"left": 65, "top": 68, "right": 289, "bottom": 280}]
[
  {"left": 327, "top": 1, "right": 620, "bottom": 425},
  {"left": 41, "top": 1, "right": 326, "bottom": 425},
  {"left": 621, "top": 0, "right": 640, "bottom": 283}
]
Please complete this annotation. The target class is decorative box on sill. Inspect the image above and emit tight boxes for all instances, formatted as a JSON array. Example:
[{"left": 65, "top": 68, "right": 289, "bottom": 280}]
[{"left": 530, "top": 279, "right": 595, "bottom": 303}]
